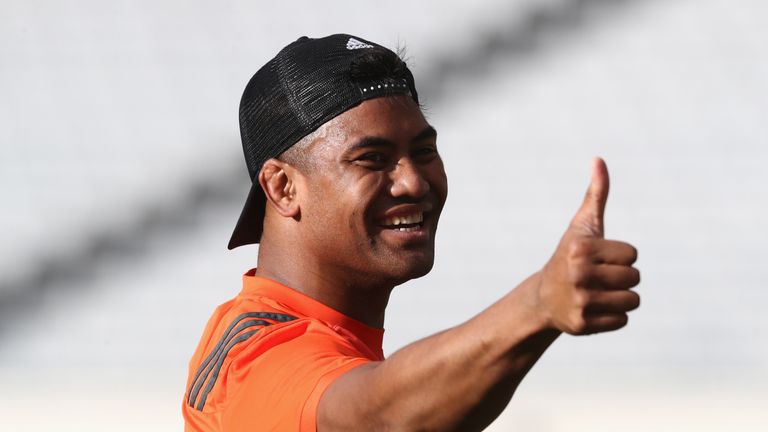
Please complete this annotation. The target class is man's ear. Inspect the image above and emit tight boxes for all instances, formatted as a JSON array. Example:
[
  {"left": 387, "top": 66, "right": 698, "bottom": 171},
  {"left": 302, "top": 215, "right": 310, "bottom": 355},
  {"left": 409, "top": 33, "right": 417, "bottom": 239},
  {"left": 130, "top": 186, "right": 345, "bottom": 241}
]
[{"left": 258, "top": 159, "right": 301, "bottom": 218}]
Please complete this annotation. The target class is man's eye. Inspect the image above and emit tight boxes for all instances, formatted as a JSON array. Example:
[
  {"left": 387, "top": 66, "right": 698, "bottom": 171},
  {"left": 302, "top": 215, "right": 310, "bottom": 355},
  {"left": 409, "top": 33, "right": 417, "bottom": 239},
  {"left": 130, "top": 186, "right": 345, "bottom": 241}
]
[
  {"left": 413, "top": 147, "right": 438, "bottom": 159},
  {"left": 357, "top": 153, "right": 387, "bottom": 164}
]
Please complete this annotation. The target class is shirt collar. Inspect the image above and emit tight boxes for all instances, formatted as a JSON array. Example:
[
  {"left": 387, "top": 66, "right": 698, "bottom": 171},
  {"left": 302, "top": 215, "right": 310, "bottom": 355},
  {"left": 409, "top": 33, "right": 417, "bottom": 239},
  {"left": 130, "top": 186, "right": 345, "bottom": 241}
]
[{"left": 240, "top": 269, "right": 384, "bottom": 355}]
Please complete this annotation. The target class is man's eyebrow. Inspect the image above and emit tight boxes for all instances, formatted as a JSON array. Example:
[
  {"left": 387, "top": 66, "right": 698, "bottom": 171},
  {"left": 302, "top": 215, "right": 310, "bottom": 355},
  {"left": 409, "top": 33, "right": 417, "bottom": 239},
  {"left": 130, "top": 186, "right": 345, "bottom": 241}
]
[
  {"left": 349, "top": 126, "right": 437, "bottom": 150},
  {"left": 347, "top": 136, "right": 393, "bottom": 152},
  {"left": 412, "top": 125, "right": 437, "bottom": 143},
  {"left": 347, "top": 125, "right": 438, "bottom": 152}
]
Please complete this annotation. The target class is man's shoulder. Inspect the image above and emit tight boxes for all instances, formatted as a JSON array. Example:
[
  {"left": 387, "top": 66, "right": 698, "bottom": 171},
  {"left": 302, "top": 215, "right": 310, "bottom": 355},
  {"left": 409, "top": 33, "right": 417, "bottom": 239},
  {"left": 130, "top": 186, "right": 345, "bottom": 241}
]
[
  {"left": 194, "top": 293, "right": 330, "bottom": 362},
  {"left": 211, "top": 295, "right": 366, "bottom": 358},
  {"left": 184, "top": 294, "right": 368, "bottom": 415}
]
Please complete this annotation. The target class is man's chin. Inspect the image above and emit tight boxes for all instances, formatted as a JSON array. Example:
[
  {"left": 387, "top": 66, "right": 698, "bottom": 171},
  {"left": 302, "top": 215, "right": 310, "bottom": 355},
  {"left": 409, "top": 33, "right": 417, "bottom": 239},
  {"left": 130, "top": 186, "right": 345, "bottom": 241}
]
[{"left": 386, "top": 253, "right": 435, "bottom": 285}]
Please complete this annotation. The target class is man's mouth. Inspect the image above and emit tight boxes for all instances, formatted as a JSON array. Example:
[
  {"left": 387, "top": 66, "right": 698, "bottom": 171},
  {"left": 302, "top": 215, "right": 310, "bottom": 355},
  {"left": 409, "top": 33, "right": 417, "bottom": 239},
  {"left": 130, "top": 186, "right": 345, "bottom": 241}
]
[{"left": 380, "top": 211, "right": 424, "bottom": 232}]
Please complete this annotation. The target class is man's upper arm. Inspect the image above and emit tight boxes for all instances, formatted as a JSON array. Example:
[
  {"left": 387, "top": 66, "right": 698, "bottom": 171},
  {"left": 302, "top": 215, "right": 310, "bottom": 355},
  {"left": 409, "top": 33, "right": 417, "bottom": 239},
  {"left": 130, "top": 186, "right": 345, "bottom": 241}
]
[{"left": 316, "top": 360, "right": 383, "bottom": 431}]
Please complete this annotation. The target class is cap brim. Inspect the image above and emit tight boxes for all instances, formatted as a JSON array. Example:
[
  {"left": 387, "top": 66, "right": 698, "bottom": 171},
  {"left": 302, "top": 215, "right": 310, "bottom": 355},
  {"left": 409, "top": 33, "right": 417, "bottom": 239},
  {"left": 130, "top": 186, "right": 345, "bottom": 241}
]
[{"left": 227, "top": 181, "right": 267, "bottom": 249}]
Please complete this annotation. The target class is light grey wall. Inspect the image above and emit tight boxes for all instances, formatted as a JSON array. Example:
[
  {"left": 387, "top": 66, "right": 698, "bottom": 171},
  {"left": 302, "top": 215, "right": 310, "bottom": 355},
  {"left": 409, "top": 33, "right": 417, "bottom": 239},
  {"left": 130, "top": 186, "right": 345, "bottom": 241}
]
[{"left": 1, "top": 0, "right": 766, "bottom": 430}]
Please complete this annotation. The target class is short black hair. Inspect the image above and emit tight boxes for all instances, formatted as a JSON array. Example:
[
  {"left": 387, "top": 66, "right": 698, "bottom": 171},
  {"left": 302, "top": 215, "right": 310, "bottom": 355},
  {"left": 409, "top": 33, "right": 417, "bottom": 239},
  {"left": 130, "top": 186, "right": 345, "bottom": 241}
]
[{"left": 349, "top": 46, "right": 411, "bottom": 85}]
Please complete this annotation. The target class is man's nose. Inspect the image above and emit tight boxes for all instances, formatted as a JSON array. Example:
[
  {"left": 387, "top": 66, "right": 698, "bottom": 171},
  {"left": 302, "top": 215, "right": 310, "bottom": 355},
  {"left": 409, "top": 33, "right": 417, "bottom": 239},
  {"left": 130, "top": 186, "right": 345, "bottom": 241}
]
[{"left": 389, "top": 158, "right": 430, "bottom": 198}]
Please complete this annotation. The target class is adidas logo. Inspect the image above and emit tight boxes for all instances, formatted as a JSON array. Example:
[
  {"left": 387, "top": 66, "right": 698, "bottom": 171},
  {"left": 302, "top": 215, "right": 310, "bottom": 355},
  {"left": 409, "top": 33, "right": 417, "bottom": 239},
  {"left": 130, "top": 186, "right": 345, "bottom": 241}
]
[{"left": 346, "top": 37, "right": 374, "bottom": 50}]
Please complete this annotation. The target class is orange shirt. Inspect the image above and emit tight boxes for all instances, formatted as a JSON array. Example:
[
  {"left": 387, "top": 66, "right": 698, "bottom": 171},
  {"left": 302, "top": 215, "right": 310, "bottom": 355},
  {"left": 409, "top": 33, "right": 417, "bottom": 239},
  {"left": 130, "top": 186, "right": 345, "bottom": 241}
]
[{"left": 183, "top": 269, "right": 384, "bottom": 431}]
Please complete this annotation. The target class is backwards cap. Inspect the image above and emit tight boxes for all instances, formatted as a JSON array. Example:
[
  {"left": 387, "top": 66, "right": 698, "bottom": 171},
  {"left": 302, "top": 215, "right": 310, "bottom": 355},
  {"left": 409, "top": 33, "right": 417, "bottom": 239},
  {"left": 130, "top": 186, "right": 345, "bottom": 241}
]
[{"left": 228, "top": 34, "right": 419, "bottom": 249}]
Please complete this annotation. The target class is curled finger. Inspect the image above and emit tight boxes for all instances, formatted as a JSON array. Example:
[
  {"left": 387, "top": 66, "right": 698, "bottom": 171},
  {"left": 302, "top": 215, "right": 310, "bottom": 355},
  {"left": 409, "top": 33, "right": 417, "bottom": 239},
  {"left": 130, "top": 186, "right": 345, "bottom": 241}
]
[
  {"left": 587, "top": 264, "right": 640, "bottom": 289},
  {"left": 585, "top": 289, "right": 641, "bottom": 313}
]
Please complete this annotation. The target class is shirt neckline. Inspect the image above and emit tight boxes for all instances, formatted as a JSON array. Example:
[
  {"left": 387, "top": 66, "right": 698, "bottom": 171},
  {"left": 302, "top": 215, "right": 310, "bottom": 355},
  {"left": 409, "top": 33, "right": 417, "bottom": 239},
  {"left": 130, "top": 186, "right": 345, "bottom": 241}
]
[{"left": 240, "top": 269, "right": 384, "bottom": 355}]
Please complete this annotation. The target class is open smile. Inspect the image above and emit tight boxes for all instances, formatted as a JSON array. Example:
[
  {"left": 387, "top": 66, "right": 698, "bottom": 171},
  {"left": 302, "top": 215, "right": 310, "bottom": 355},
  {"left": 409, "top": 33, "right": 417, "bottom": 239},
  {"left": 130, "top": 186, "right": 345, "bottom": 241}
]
[
  {"left": 380, "top": 211, "right": 424, "bottom": 232},
  {"left": 374, "top": 204, "right": 433, "bottom": 243}
]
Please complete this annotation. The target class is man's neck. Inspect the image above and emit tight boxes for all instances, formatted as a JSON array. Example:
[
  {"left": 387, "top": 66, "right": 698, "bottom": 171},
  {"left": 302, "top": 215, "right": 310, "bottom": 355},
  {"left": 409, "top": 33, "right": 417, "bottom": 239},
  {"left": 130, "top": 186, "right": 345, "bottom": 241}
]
[{"left": 255, "top": 246, "right": 393, "bottom": 329}]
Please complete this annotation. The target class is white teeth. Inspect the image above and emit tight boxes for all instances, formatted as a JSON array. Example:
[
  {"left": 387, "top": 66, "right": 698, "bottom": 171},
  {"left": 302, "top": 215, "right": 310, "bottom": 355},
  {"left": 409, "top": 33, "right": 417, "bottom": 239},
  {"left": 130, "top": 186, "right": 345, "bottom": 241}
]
[
  {"left": 396, "top": 226, "right": 419, "bottom": 232},
  {"left": 383, "top": 212, "right": 423, "bottom": 227}
]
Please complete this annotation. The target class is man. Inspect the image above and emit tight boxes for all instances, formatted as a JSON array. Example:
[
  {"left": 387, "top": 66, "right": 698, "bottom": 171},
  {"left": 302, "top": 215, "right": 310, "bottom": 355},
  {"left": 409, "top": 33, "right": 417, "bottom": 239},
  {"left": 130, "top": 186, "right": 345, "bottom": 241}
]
[{"left": 183, "top": 34, "right": 640, "bottom": 431}]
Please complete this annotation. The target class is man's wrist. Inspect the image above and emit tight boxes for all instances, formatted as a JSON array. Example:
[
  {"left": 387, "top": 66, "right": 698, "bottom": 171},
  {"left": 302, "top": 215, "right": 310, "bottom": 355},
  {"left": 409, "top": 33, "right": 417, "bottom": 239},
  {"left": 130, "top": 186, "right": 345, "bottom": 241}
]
[{"left": 510, "top": 271, "right": 556, "bottom": 334}]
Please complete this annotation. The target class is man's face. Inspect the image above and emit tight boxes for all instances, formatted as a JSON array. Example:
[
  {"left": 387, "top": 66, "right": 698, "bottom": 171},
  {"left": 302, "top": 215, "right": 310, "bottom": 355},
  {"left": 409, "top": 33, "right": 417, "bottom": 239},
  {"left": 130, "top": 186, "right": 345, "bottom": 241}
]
[{"left": 296, "top": 95, "right": 448, "bottom": 286}]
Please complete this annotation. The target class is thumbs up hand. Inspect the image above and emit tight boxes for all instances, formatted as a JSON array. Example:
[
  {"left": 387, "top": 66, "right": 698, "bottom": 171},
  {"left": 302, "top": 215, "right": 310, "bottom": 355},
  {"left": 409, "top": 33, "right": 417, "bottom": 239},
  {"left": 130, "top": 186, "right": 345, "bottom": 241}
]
[{"left": 536, "top": 158, "right": 640, "bottom": 335}]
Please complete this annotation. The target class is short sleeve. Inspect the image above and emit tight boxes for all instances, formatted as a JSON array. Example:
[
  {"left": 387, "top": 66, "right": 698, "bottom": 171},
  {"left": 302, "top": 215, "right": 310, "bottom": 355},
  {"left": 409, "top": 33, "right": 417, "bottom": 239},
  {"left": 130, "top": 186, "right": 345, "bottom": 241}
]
[{"left": 219, "top": 319, "right": 372, "bottom": 432}]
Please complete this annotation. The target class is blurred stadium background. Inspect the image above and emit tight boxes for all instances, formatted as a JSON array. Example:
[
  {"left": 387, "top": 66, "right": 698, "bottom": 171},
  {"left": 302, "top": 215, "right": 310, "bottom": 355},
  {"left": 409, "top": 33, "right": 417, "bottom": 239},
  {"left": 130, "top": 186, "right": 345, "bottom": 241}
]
[{"left": 1, "top": 0, "right": 766, "bottom": 430}]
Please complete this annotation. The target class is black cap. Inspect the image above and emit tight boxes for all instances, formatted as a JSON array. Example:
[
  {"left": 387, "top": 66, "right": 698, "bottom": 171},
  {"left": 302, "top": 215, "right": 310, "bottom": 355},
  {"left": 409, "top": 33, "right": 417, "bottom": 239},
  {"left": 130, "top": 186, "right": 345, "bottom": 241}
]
[{"left": 228, "top": 34, "right": 419, "bottom": 249}]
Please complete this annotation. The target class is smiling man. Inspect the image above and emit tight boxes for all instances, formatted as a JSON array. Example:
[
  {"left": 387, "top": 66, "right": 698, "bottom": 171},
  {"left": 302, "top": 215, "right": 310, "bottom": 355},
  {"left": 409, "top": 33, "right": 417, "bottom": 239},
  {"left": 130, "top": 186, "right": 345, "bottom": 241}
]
[{"left": 183, "top": 34, "right": 640, "bottom": 431}]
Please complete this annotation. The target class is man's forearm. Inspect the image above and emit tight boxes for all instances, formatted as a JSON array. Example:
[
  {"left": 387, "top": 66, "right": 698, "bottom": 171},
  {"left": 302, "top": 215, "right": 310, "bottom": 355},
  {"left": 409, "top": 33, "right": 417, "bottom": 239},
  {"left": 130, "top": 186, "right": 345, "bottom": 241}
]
[
  {"left": 319, "top": 273, "right": 559, "bottom": 431},
  {"left": 319, "top": 159, "right": 641, "bottom": 431}
]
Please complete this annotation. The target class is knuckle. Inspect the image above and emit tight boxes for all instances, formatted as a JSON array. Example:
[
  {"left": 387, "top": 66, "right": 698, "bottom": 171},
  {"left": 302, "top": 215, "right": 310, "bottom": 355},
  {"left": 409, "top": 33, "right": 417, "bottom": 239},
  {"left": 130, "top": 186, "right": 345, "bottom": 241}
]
[
  {"left": 569, "top": 263, "right": 593, "bottom": 286},
  {"left": 569, "top": 312, "right": 588, "bottom": 334},
  {"left": 568, "top": 238, "right": 593, "bottom": 259},
  {"left": 573, "top": 290, "right": 590, "bottom": 309}
]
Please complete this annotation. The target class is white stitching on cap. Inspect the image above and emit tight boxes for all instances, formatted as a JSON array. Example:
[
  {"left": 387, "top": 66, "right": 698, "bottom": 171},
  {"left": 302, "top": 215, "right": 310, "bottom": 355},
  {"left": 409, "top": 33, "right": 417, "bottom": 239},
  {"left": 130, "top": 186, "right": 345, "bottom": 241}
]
[{"left": 360, "top": 79, "right": 410, "bottom": 95}]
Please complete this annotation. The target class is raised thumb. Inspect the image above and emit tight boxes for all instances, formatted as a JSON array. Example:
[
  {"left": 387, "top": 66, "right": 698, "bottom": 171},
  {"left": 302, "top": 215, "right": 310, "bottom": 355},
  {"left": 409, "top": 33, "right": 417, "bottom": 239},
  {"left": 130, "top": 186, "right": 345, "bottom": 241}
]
[{"left": 570, "top": 157, "right": 609, "bottom": 237}]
